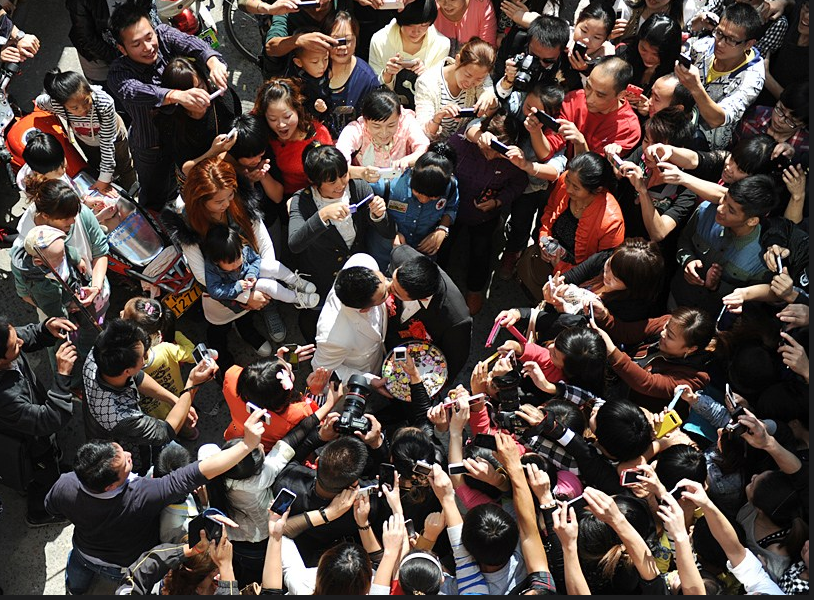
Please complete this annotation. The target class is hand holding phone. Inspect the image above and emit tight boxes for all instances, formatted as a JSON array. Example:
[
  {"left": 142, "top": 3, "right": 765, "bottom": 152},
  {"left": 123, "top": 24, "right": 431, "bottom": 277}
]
[
  {"left": 489, "top": 139, "right": 510, "bottom": 155},
  {"left": 472, "top": 433, "right": 497, "bottom": 450},
  {"left": 573, "top": 41, "right": 588, "bottom": 60},
  {"left": 246, "top": 401, "right": 271, "bottom": 425},
  {"left": 536, "top": 110, "right": 560, "bottom": 132},
  {"left": 379, "top": 463, "right": 396, "bottom": 491},
  {"left": 457, "top": 107, "right": 476, "bottom": 118},
  {"left": 609, "top": 153, "right": 624, "bottom": 169},
  {"left": 448, "top": 462, "right": 467, "bottom": 475},
  {"left": 656, "top": 409, "right": 682, "bottom": 438},
  {"left": 393, "top": 346, "right": 408, "bottom": 362},
  {"left": 413, "top": 460, "right": 433, "bottom": 476},
  {"left": 625, "top": 83, "right": 644, "bottom": 98},
  {"left": 270, "top": 488, "right": 297, "bottom": 515},
  {"left": 620, "top": 468, "right": 640, "bottom": 486}
]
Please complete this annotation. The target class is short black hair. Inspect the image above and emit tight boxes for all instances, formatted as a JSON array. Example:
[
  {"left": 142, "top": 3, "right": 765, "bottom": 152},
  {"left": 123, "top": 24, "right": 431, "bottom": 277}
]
[
  {"left": 303, "top": 143, "right": 349, "bottom": 186},
  {"left": 74, "top": 440, "right": 121, "bottom": 493},
  {"left": 398, "top": 551, "right": 444, "bottom": 595},
  {"left": 317, "top": 436, "right": 368, "bottom": 492},
  {"left": 154, "top": 443, "right": 191, "bottom": 478},
  {"left": 43, "top": 69, "right": 91, "bottom": 105},
  {"left": 390, "top": 427, "right": 437, "bottom": 481},
  {"left": 594, "top": 55, "right": 634, "bottom": 95},
  {"left": 202, "top": 224, "right": 243, "bottom": 265},
  {"left": 542, "top": 398, "right": 586, "bottom": 434},
  {"left": 646, "top": 106, "right": 695, "bottom": 147},
  {"left": 727, "top": 174, "right": 778, "bottom": 218},
  {"left": 334, "top": 266, "right": 383, "bottom": 309},
  {"left": 527, "top": 14, "right": 570, "bottom": 50},
  {"left": 530, "top": 82, "right": 565, "bottom": 117},
  {"left": 395, "top": 0, "right": 437, "bottom": 26},
  {"left": 92, "top": 318, "right": 151, "bottom": 378},
  {"left": 411, "top": 141, "right": 456, "bottom": 198},
  {"left": 461, "top": 504, "right": 519, "bottom": 567},
  {"left": 22, "top": 132, "right": 65, "bottom": 175},
  {"left": 721, "top": 2, "right": 763, "bottom": 41},
  {"left": 779, "top": 81, "right": 808, "bottom": 126},
  {"left": 594, "top": 399, "right": 652, "bottom": 461},
  {"left": 653, "top": 444, "right": 707, "bottom": 492},
  {"left": 0, "top": 317, "right": 11, "bottom": 358},
  {"left": 360, "top": 87, "right": 401, "bottom": 122},
  {"left": 670, "top": 80, "right": 696, "bottom": 113},
  {"left": 730, "top": 134, "right": 775, "bottom": 176},
  {"left": 554, "top": 327, "right": 607, "bottom": 397},
  {"left": 109, "top": 0, "right": 152, "bottom": 45},
  {"left": 393, "top": 255, "right": 440, "bottom": 300},
  {"left": 229, "top": 114, "right": 272, "bottom": 160}
]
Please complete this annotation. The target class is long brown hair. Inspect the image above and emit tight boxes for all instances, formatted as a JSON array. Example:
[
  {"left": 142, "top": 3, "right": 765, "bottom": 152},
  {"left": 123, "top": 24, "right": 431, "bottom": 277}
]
[
  {"left": 251, "top": 78, "right": 312, "bottom": 140},
  {"left": 181, "top": 157, "right": 258, "bottom": 251}
]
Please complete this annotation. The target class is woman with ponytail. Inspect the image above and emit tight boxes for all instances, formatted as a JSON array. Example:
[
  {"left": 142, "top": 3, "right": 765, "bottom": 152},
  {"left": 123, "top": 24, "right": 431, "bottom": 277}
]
[
  {"left": 36, "top": 68, "right": 136, "bottom": 195},
  {"left": 367, "top": 141, "right": 459, "bottom": 270}
]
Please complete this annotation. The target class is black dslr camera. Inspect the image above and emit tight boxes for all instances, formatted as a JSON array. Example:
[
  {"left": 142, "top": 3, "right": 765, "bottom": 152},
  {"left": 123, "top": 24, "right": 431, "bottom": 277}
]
[
  {"left": 511, "top": 53, "right": 543, "bottom": 91},
  {"left": 334, "top": 374, "right": 373, "bottom": 435},
  {"left": 492, "top": 367, "right": 528, "bottom": 434}
]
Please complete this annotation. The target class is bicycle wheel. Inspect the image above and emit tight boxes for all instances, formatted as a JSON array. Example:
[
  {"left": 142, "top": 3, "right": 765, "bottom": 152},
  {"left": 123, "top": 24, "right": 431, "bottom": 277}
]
[{"left": 223, "top": 0, "right": 267, "bottom": 65}]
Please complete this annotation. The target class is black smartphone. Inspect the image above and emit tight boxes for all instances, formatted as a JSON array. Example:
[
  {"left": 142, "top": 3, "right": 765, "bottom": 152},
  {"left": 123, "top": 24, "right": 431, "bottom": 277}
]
[
  {"left": 615, "top": 8, "right": 623, "bottom": 20},
  {"left": 678, "top": 52, "right": 692, "bottom": 69},
  {"left": 536, "top": 110, "right": 560, "bottom": 132},
  {"left": 774, "top": 155, "right": 792, "bottom": 172},
  {"left": 379, "top": 463, "right": 396, "bottom": 491},
  {"left": 573, "top": 41, "right": 588, "bottom": 61},
  {"left": 472, "top": 433, "right": 498, "bottom": 450},
  {"left": 489, "top": 139, "right": 510, "bottom": 155},
  {"left": 187, "top": 512, "right": 224, "bottom": 547},
  {"left": 284, "top": 346, "right": 300, "bottom": 371},
  {"left": 270, "top": 488, "right": 297, "bottom": 515},
  {"left": 404, "top": 518, "right": 417, "bottom": 538},
  {"left": 456, "top": 107, "right": 476, "bottom": 118},
  {"left": 448, "top": 462, "right": 467, "bottom": 475},
  {"left": 670, "top": 486, "right": 686, "bottom": 502},
  {"left": 412, "top": 460, "right": 433, "bottom": 476},
  {"left": 725, "top": 405, "right": 748, "bottom": 436},
  {"left": 334, "top": 37, "right": 347, "bottom": 45}
]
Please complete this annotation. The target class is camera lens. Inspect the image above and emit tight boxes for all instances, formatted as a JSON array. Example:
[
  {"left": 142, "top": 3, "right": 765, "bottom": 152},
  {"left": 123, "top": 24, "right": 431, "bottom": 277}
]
[{"left": 334, "top": 374, "right": 372, "bottom": 435}]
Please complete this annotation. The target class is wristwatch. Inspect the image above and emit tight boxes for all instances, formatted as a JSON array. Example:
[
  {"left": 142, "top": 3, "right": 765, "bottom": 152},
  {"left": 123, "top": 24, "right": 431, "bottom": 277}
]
[
  {"left": 435, "top": 225, "right": 450, "bottom": 238},
  {"left": 14, "top": 29, "right": 25, "bottom": 42}
]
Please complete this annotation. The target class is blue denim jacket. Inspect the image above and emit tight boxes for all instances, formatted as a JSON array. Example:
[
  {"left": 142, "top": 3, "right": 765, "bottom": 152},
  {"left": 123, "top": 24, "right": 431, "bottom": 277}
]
[
  {"left": 368, "top": 169, "right": 459, "bottom": 268},
  {"left": 204, "top": 245, "right": 262, "bottom": 304}
]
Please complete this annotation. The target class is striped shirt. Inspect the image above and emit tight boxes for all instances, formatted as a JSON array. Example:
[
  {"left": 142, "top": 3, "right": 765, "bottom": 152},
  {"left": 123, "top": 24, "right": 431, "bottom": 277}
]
[{"left": 35, "top": 86, "right": 119, "bottom": 183}]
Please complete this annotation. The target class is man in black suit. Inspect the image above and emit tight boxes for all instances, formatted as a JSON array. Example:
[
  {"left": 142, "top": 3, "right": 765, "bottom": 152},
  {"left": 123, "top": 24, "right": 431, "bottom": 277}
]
[{"left": 387, "top": 245, "right": 472, "bottom": 385}]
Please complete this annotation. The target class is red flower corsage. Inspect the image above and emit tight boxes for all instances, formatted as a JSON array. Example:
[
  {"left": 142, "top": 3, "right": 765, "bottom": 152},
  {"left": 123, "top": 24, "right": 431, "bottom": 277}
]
[
  {"left": 385, "top": 294, "right": 397, "bottom": 318},
  {"left": 403, "top": 319, "right": 432, "bottom": 342}
]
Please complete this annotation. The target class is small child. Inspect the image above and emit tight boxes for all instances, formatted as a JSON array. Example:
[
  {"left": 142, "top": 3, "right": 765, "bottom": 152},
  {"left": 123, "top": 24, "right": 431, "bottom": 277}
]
[
  {"left": 120, "top": 296, "right": 199, "bottom": 441},
  {"left": 202, "top": 225, "right": 319, "bottom": 347},
  {"left": 289, "top": 35, "right": 336, "bottom": 136}
]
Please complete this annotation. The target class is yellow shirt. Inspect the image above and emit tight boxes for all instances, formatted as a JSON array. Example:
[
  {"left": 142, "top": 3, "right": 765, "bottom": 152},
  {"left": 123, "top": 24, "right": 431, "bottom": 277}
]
[
  {"left": 138, "top": 332, "right": 195, "bottom": 419},
  {"left": 707, "top": 50, "right": 754, "bottom": 84}
]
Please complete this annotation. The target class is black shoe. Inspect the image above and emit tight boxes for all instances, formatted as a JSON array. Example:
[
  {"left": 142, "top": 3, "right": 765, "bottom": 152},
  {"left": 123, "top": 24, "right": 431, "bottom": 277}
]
[{"left": 26, "top": 512, "right": 69, "bottom": 528}]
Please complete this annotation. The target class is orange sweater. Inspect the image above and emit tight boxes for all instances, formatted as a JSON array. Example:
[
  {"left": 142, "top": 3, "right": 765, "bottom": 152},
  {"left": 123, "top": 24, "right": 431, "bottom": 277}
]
[
  {"left": 538, "top": 173, "right": 625, "bottom": 272},
  {"left": 222, "top": 365, "right": 317, "bottom": 453}
]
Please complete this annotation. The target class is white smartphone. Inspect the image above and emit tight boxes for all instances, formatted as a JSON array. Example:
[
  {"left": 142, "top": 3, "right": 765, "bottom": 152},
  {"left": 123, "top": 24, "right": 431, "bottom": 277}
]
[
  {"left": 246, "top": 401, "right": 271, "bottom": 425},
  {"left": 209, "top": 88, "right": 226, "bottom": 100},
  {"left": 378, "top": 167, "right": 401, "bottom": 179},
  {"left": 448, "top": 463, "right": 467, "bottom": 475},
  {"left": 393, "top": 347, "right": 408, "bottom": 362},
  {"left": 226, "top": 127, "right": 238, "bottom": 140}
]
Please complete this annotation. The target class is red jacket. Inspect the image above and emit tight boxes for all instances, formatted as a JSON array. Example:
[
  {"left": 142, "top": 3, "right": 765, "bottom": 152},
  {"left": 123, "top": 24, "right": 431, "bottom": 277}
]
[
  {"left": 559, "top": 89, "right": 642, "bottom": 157},
  {"left": 222, "top": 365, "right": 317, "bottom": 452},
  {"left": 539, "top": 173, "right": 626, "bottom": 273}
]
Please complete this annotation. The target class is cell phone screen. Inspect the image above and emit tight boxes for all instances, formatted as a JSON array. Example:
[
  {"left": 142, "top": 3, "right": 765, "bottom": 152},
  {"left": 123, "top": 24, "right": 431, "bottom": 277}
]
[
  {"left": 379, "top": 463, "right": 396, "bottom": 490},
  {"left": 537, "top": 110, "right": 560, "bottom": 132},
  {"left": 678, "top": 53, "right": 692, "bottom": 69},
  {"left": 458, "top": 107, "right": 476, "bottom": 118},
  {"left": 404, "top": 518, "right": 417, "bottom": 538},
  {"left": 270, "top": 488, "right": 297, "bottom": 515},
  {"left": 413, "top": 460, "right": 432, "bottom": 476},
  {"left": 473, "top": 433, "right": 497, "bottom": 450},
  {"left": 620, "top": 469, "right": 639, "bottom": 486},
  {"left": 448, "top": 463, "right": 467, "bottom": 475}
]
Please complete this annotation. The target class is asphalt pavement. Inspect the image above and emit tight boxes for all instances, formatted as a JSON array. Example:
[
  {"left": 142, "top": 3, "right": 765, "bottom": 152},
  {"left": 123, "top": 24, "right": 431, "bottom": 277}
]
[{"left": 0, "top": 1, "right": 529, "bottom": 593}]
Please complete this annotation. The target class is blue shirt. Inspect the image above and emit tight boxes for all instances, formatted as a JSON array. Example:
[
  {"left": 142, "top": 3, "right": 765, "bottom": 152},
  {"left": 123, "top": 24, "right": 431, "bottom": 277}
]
[{"left": 367, "top": 169, "right": 458, "bottom": 268}]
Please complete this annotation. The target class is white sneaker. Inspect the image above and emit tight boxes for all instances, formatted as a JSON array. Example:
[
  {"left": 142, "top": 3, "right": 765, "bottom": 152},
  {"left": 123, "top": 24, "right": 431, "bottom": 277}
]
[
  {"left": 294, "top": 291, "right": 320, "bottom": 310},
  {"left": 257, "top": 341, "right": 274, "bottom": 357},
  {"left": 287, "top": 270, "right": 317, "bottom": 294}
]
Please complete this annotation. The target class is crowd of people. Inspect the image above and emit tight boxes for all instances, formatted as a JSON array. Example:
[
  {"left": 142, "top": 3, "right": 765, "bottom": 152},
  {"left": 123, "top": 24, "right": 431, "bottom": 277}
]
[{"left": 0, "top": 0, "right": 809, "bottom": 594}]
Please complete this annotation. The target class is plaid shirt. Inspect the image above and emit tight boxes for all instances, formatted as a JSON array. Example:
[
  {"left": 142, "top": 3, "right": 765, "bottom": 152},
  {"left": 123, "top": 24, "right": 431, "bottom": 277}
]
[
  {"left": 734, "top": 106, "right": 810, "bottom": 158},
  {"left": 522, "top": 382, "right": 605, "bottom": 475}
]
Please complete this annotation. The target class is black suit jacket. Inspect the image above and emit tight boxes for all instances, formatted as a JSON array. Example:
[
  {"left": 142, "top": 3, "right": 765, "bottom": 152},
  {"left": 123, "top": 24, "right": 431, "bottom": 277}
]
[
  {"left": 387, "top": 245, "right": 472, "bottom": 382},
  {"left": 288, "top": 179, "right": 396, "bottom": 302}
]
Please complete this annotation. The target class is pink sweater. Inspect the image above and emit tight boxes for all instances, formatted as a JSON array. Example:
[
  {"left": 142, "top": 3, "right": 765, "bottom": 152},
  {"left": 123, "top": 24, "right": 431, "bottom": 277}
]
[{"left": 434, "top": 0, "right": 497, "bottom": 48}]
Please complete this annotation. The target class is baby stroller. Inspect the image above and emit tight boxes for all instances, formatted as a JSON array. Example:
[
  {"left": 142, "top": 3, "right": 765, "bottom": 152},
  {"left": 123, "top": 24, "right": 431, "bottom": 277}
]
[{"left": 5, "top": 110, "right": 201, "bottom": 317}]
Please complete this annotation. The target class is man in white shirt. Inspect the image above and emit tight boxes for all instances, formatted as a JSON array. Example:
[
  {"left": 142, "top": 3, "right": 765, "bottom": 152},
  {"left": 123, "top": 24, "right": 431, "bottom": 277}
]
[{"left": 313, "top": 253, "right": 392, "bottom": 396}]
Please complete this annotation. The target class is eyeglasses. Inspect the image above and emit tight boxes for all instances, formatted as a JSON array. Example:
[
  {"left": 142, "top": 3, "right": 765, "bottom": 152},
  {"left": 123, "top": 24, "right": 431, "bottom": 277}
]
[
  {"left": 774, "top": 104, "right": 803, "bottom": 128},
  {"left": 712, "top": 28, "right": 747, "bottom": 46}
]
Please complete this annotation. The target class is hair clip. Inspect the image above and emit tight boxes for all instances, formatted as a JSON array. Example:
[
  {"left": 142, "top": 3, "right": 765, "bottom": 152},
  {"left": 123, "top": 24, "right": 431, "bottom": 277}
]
[{"left": 276, "top": 369, "right": 294, "bottom": 391}]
